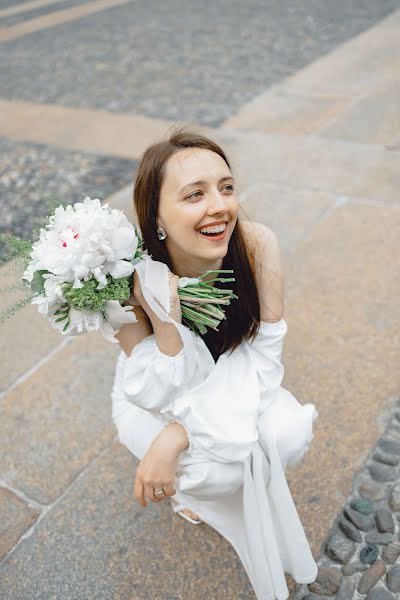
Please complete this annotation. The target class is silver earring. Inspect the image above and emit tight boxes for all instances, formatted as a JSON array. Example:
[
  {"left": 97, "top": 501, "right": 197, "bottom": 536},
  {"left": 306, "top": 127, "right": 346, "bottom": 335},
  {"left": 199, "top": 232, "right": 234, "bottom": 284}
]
[{"left": 157, "top": 227, "right": 167, "bottom": 240}]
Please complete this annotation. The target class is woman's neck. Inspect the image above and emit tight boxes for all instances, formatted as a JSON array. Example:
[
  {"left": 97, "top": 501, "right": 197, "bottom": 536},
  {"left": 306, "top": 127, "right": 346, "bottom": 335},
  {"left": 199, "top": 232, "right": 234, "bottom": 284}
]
[{"left": 172, "top": 256, "right": 224, "bottom": 283}]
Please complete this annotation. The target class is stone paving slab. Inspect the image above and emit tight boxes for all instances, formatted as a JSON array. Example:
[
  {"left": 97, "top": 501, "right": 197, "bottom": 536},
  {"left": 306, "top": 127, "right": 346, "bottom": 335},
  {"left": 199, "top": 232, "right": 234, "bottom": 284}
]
[
  {"left": 0, "top": 487, "right": 40, "bottom": 561},
  {"left": 1, "top": 331, "right": 120, "bottom": 504},
  {"left": 281, "top": 201, "right": 400, "bottom": 555},
  {"left": 0, "top": 259, "right": 63, "bottom": 392},
  {"left": 0, "top": 100, "right": 174, "bottom": 159},
  {"left": 0, "top": 0, "right": 398, "bottom": 126},
  {"left": 223, "top": 8, "right": 400, "bottom": 147},
  {"left": 319, "top": 78, "right": 400, "bottom": 146},
  {"left": 225, "top": 90, "right": 355, "bottom": 137},
  {"left": 236, "top": 182, "right": 335, "bottom": 255},
  {"left": 0, "top": 440, "right": 258, "bottom": 600},
  {"left": 213, "top": 128, "right": 400, "bottom": 205}
]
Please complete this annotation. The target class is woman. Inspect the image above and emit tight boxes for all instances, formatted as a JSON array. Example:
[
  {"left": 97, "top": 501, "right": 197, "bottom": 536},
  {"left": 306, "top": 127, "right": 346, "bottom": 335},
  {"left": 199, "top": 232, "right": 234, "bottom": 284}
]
[{"left": 111, "top": 125, "right": 319, "bottom": 599}]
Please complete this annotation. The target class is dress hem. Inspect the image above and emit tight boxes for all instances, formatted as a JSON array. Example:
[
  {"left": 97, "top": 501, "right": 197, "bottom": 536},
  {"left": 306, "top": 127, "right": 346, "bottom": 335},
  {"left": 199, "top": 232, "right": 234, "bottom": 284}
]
[{"left": 171, "top": 488, "right": 318, "bottom": 600}]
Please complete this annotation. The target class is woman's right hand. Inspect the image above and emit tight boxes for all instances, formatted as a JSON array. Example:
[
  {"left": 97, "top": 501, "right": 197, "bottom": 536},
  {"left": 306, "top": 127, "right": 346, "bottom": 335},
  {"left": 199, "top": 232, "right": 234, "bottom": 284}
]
[{"left": 134, "top": 437, "right": 179, "bottom": 507}]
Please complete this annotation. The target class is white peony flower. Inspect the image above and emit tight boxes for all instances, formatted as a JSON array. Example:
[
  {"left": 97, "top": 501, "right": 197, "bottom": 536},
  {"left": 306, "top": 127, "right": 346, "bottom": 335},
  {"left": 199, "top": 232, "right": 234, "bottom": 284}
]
[
  {"left": 47, "top": 299, "right": 138, "bottom": 342},
  {"left": 25, "top": 197, "right": 139, "bottom": 290},
  {"left": 30, "top": 274, "right": 67, "bottom": 315}
]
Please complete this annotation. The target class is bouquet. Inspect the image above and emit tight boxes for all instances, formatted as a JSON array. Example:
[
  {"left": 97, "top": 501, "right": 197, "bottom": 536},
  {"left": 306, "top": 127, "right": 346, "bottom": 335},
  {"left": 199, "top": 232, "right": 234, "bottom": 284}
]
[{"left": 0, "top": 196, "right": 238, "bottom": 342}]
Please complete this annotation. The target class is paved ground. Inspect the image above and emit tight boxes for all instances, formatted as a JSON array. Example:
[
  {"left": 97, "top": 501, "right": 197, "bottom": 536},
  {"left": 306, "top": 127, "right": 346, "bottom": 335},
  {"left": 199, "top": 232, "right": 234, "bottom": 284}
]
[{"left": 0, "top": 1, "right": 399, "bottom": 599}]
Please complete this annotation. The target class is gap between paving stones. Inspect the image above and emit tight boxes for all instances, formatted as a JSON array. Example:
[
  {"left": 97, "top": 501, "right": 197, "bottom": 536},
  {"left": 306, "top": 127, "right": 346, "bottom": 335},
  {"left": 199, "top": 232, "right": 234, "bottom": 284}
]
[
  {"left": 0, "top": 335, "right": 74, "bottom": 399},
  {"left": 0, "top": 434, "right": 119, "bottom": 566}
]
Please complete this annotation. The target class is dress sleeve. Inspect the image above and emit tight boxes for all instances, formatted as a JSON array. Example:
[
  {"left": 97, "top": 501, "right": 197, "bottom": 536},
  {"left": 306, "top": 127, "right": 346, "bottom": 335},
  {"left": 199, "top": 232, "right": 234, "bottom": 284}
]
[
  {"left": 120, "top": 320, "right": 213, "bottom": 414},
  {"left": 159, "top": 340, "right": 261, "bottom": 464},
  {"left": 249, "top": 318, "right": 288, "bottom": 414}
]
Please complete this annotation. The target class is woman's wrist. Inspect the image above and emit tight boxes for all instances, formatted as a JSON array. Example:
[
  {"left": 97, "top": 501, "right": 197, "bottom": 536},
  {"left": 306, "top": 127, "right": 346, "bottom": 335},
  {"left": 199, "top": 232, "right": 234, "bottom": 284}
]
[
  {"left": 151, "top": 320, "right": 184, "bottom": 356},
  {"left": 151, "top": 422, "right": 189, "bottom": 456}
]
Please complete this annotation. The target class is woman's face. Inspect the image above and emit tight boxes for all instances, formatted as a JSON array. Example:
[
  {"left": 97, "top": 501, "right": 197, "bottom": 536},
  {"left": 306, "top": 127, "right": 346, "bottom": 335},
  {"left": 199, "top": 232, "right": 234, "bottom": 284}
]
[{"left": 157, "top": 147, "right": 239, "bottom": 277}]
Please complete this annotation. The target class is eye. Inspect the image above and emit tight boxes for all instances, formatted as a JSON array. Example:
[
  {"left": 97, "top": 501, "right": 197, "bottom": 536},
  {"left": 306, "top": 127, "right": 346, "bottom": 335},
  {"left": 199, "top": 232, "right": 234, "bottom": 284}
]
[
  {"left": 187, "top": 191, "right": 202, "bottom": 200},
  {"left": 186, "top": 184, "right": 234, "bottom": 200}
]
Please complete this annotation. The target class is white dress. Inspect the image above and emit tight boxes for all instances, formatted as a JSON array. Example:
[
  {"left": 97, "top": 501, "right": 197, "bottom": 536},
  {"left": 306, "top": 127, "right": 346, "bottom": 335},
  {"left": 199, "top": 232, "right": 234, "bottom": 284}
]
[{"left": 111, "top": 300, "right": 319, "bottom": 599}]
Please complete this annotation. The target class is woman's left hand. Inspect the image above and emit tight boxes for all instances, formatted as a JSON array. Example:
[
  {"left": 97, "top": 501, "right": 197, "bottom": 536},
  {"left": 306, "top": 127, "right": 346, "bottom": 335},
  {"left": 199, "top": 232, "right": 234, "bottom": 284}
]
[
  {"left": 134, "top": 423, "right": 187, "bottom": 507},
  {"left": 132, "top": 269, "right": 182, "bottom": 325}
]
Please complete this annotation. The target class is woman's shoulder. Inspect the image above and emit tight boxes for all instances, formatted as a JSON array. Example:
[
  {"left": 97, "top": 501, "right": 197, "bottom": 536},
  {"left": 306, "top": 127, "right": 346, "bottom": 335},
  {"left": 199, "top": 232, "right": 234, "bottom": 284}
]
[
  {"left": 240, "top": 220, "right": 285, "bottom": 322},
  {"left": 240, "top": 220, "right": 280, "bottom": 256}
]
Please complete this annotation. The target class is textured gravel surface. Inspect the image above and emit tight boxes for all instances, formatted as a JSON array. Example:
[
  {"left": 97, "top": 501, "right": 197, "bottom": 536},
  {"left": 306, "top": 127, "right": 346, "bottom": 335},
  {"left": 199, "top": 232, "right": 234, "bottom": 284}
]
[
  {"left": 1, "top": 0, "right": 399, "bottom": 126},
  {"left": 0, "top": 139, "right": 137, "bottom": 260},
  {"left": 0, "top": 0, "right": 85, "bottom": 27}
]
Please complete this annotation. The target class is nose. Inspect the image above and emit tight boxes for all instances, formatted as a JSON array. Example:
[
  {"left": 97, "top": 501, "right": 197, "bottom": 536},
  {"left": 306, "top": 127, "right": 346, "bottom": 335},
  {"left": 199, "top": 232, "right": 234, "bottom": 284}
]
[{"left": 208, "top": 187, "right": 229, "bottom": 215}]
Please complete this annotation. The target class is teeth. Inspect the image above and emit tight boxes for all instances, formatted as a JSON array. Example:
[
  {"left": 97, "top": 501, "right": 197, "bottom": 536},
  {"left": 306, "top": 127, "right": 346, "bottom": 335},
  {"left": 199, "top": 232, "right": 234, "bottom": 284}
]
[{"left": 199, "top": 223, "right": 226, "bottom": 234}]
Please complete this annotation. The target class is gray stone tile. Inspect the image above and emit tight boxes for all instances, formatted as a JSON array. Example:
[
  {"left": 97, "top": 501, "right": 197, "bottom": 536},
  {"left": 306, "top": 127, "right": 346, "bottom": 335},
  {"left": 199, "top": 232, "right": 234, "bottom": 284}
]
[
  {"left": 0, "top": 487, "right": 40, "bottom": 560},
  {"left": 0, "top": 440, "right": 256, "bottom": 600},
  {"left": 0, "top": 332, "right": 120, "bottom": 504}
]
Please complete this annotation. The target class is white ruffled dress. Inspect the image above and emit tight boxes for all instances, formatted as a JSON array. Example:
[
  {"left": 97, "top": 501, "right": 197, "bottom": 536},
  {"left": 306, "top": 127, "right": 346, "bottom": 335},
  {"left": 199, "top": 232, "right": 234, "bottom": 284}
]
[{"left": 111, "top": 256, "right": 319, "bottom": 600}]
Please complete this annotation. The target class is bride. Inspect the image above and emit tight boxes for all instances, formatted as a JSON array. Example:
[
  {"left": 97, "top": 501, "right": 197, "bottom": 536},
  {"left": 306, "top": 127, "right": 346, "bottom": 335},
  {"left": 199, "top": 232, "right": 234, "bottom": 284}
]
[{"left": 111, "top": 125, "right": 319, "bottom": 600}]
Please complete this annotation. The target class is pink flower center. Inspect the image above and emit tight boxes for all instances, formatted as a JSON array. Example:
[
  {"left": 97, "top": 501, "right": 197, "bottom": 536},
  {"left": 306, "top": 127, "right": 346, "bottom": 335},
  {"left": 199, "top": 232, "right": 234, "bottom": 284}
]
[{"left": 59, "top": 226, "right": 79, "bottom": 247}]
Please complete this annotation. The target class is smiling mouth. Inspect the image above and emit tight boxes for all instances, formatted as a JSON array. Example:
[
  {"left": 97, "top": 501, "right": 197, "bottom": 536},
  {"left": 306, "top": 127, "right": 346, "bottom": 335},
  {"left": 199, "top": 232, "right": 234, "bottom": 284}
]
[{"left": 196, "top": 226, "right": 228, "bottom": 241}]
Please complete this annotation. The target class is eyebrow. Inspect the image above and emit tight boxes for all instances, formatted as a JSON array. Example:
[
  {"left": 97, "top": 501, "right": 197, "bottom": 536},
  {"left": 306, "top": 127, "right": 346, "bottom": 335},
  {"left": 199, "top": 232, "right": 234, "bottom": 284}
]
[{"left": 179, "top": 175, "right": 235, "bottom": 194}]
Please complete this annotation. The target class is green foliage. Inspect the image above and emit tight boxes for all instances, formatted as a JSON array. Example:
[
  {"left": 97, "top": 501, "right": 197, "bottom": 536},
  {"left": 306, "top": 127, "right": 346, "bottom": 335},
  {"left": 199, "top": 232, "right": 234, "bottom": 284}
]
[
  {"left": 63, "top": 274, "right": 131, "bottom": 312},
  {"left": 29, "top": 270, "right": 50, "bottom": 293},
  {"left": 0, "top": 233, "right": 33, "bottom": 268},
  {"left": 177, "top": 269, "right": 238, "bottom": 335},
  {"left": 0, "top": 293, "right": 36, "bottom": 325}
]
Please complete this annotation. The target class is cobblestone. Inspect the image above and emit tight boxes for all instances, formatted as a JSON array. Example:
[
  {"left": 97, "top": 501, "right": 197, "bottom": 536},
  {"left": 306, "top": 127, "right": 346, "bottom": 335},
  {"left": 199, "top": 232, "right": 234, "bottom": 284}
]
[{"left": 296, "top": 395, "right": 400, "bottom": 600}]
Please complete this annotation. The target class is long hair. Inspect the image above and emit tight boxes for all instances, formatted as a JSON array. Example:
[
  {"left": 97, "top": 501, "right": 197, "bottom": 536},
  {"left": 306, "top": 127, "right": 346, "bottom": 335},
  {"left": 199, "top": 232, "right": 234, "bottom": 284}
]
[{"left": 133, "top": 125, "right": 261, "bottom": 362}]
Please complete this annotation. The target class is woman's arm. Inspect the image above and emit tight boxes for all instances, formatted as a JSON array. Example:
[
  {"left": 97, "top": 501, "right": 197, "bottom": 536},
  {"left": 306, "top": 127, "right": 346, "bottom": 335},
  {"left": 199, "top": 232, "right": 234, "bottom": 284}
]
[
  {"left": 241, "top": 220, "right": 285, "bottom": 322},
  {"left": 114, "top": 268, "right": 184, "bottom": 358},
  {"left": 114, "top": 303, "right": 153, "bottom": 356}
]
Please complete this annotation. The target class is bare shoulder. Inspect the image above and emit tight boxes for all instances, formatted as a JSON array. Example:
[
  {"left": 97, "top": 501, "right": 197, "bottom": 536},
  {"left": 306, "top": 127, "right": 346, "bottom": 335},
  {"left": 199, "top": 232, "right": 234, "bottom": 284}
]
[
  {"left": 240, "top": 220, "right": 278, "bottom": 251},
  {"left": 240, "top": 221, "right": 284, "bottom": 321},
  {"left": 240, "top": 219, "right": 284, "bottom": 280}
]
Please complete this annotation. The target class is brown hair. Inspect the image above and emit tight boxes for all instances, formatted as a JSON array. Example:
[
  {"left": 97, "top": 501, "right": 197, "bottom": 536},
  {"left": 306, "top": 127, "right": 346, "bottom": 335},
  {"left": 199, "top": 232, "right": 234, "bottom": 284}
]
[{"left": 133, "top": 124, "right": 261, "bottom": 362}]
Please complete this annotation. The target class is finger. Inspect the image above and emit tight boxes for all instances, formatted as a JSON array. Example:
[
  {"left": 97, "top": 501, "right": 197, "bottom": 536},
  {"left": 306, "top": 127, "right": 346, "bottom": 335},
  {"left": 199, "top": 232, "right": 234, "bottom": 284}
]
[
  {"left": 162, "top": 483, "right": 176, "bottom": 497},
  {"left": 145, "top": 483, "right": 162, "bottom": 503},
  {"left": 133, "top": 271, "right": 142, "bottom": 301},
  {"left": 134, "top": 477, "right": 147, "bottom": 507}
]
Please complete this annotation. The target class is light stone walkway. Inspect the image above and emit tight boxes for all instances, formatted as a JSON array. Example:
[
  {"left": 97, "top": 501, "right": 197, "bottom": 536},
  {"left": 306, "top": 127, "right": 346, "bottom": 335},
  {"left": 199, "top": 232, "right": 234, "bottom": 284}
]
[{"left": 0, "top": 4, "right": 399, "bottom": 599}]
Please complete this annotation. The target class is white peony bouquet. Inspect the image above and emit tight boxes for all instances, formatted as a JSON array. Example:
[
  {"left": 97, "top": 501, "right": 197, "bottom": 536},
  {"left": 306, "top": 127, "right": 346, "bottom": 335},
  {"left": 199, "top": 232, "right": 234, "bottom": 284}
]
[{"left": 1, "top": 196, "right": 237, "bottom": 342}]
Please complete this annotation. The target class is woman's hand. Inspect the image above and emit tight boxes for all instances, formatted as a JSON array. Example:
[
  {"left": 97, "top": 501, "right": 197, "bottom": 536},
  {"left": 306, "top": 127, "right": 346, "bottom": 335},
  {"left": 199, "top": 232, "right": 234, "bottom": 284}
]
[
  {"left": 134, "top": 423, "right": 188, "bottom": 507},
  {"left": 132, "top": 269, "right": 182, "bottom": 325}
]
